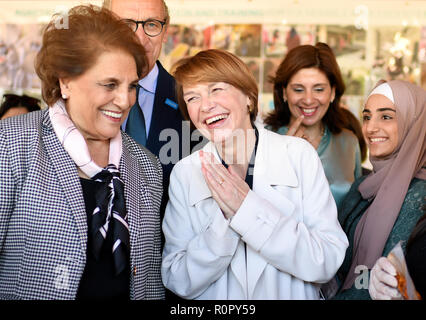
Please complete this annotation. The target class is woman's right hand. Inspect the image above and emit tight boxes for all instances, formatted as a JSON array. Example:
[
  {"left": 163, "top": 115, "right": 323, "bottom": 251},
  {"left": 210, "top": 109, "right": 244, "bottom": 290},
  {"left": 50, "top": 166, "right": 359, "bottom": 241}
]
[
  {"left": 369, "top": 257, "right": 403, "bottom": 300},
  {"left": 287, "top": 115, "right": 305, "bottom": 138}
]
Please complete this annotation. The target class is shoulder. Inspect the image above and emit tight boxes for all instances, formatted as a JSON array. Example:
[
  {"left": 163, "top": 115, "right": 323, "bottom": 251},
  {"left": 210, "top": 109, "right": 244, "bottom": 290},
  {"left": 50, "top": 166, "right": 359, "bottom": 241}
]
[
  {"left": 0, "top": 109, "right": 45, "bottom": 148},
  {"left": 156, "top": 61, "right": 175, "bottom": 85},
  {"left": 333, "top": 128, "right": 358, "bottom": 144},
  {"left": 403, "top": 178, "right": 426, "bottom": 208},
  {"left": 122, "top": 131, "right": 162, "bottom": 173},
  {"left": 0, "top": 109, "right": 45, "bottom": 133},
  {"left": 171, "top": 148, "right": 201, "bottom": 179},
  {"left": 261, "top": 126, "right": 318, "bottom": 159}
]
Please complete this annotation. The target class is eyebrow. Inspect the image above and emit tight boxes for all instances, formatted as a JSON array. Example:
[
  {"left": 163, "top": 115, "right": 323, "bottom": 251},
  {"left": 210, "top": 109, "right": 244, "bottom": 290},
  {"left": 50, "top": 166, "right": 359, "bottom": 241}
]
[
  {"left": 100, "top": 78, "right": 139, "bottom": 84},
  {"left": 183, "top": 90, "right": 197, "bottom": 97},
  {"left": 362, "top": 107, "right": 397, "bottom": 113},
  {"left": 289, "top": 82, "right": 328, "bottom": 87}
]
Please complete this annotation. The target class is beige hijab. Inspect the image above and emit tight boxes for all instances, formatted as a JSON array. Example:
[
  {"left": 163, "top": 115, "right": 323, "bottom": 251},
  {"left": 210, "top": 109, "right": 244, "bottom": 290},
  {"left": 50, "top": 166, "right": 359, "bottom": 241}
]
[{"left": 342, "top": 80, "right": 426, "bottom": 290}]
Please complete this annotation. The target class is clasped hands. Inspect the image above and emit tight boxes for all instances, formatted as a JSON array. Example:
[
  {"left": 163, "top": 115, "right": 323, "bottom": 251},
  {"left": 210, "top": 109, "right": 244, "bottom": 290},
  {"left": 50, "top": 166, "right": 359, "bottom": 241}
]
[{"left": 199, "top": 150, "right": 250, "bottom": 220}]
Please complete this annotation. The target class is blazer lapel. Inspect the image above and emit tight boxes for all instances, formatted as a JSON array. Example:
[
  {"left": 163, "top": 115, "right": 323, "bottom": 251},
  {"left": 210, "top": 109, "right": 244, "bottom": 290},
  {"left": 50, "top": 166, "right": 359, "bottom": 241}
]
[
  {"left": 41, "top": 111, "right": 88, "bottom": 253},
  {"left": 146, "top": 61, "right": 178, "bottom": 154}
]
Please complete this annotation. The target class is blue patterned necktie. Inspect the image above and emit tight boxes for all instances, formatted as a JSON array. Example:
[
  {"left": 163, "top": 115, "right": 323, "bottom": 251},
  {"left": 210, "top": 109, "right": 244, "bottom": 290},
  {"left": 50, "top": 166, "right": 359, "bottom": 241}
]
[
  {"left": 91, "top": 164, "right": 130, "bottom": 276},
  {"left": 125, "top": 85, "right": 147, "bottom": 146}
]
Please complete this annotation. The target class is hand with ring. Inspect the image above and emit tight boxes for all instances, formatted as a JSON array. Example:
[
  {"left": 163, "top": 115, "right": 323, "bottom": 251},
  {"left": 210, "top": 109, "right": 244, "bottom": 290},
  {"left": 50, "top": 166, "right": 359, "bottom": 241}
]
[{"left": 199, "top": 150, "right": 250, "bottom": 220}]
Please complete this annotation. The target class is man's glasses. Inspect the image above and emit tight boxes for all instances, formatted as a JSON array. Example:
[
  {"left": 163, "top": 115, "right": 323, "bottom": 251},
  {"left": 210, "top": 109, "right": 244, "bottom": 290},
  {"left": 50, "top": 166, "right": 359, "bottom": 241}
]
[{"left": 122, "top": 19, "right": 166, "bottom": 37}]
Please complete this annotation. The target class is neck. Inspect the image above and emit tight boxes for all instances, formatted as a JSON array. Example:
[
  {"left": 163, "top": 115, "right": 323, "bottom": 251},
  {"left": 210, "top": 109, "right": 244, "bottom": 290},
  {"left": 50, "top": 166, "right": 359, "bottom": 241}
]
[
  {"left": 86, "top": 138, "right": 110, "bottom": 168},
  {"left": 216, "top": 126, "right": 256, "bottom": 179},
  {"left": 300, "top": 121, "right": 324, "bottom": 137}
]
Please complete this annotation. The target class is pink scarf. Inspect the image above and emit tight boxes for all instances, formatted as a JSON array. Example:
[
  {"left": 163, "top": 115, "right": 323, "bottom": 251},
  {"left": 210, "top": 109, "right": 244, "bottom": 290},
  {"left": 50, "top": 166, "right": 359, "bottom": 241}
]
[
  {"left": 48, "top": 99, "right": 122, "bottom": 177},
  {"left": 342, "top": 80, "right": 426, "bottom": 290}
]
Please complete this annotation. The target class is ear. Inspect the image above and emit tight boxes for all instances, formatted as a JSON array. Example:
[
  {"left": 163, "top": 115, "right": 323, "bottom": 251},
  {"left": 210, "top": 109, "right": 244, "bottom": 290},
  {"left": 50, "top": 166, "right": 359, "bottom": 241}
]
[
  {"left": 59, "top": 78, "right": 72, "bottom": 98},
  {"left": 162, "top": 25, "right": 169, "bottom": 44},
  {"left": 330, "top": 86, "right": 336, "bottom": 103},
  {"left": 282, "top": 87, "right": 287, "bottom": 102},
  {"left": 246, "top": 96, "right": 251, "bottom": 108}
]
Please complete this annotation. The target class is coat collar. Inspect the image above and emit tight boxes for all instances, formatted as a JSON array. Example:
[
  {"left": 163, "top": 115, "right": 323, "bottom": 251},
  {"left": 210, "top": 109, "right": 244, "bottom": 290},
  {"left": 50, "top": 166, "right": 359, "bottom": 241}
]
[{"left": 188, "top": 125, "right": 299, "bottom": 206}]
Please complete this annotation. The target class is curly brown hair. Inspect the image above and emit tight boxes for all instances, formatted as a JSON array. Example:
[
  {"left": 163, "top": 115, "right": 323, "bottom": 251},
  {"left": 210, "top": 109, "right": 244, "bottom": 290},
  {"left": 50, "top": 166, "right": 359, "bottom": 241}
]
[{"left": 35, "top": 5, "right": 148, "bottom": 106}]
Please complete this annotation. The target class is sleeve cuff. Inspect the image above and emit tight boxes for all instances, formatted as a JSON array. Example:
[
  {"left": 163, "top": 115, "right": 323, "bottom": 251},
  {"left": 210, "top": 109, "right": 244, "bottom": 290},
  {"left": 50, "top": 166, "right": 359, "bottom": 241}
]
[
  {"left": 204, "top": 207, "right": 240, "bottom": 256},
  {"left": 229, "top": 190, "right": 281, "bottom": 251}
]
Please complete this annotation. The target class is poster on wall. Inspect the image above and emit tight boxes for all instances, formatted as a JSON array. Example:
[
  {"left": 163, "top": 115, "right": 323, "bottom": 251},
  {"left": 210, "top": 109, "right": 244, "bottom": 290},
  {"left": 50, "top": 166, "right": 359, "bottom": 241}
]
[
  {"left": 371, "top": 26, "right": 421, "bottom": 85},
  {"left": 212, "top": 24, "right": 262, "bottom": 58},
  {"left": 327, "top": 25, "right": 367, "bottom": 96},
  {"left": 262, "top": 24, "right": 316, "bottom": 58},
  {"left": 161, "top": 24, "right": 213, "bottom": 71},
  {"left": 0, "top": 23, "right": 43, "bottom": 91}
]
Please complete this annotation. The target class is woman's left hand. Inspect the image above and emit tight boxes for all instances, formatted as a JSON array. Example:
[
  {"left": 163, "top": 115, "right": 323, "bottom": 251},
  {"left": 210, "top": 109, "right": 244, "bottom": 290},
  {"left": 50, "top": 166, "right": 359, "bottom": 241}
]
[{"left": 200, "top": 150, "right": 250, "bottom": 220}]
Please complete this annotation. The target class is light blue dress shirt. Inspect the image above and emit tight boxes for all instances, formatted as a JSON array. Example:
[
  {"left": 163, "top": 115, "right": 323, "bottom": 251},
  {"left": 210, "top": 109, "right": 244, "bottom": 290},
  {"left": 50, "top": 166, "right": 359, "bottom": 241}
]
[
  {"left": 122, "top": 63, "right": 159, "bottom": 138},
  {"left": 274, "top": 125, "right": 362, "bottom": 210}
]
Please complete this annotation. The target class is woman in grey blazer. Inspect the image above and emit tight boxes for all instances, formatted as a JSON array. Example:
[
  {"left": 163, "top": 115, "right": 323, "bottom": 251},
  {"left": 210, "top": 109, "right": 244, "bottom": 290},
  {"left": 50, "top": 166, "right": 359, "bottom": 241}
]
[{"left": 0, "top": 5, "right": 164, "bottom": 300}]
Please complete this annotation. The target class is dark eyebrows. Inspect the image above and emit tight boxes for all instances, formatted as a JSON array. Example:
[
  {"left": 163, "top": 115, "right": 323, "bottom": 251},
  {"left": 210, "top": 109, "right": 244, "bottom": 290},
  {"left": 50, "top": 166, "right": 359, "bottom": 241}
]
[
  {"left": 362, "top": 107, "right": 396, "bottom": 113},
  {"left": 100, "top": 77, "right": 139, "bottom": 85},
  {"left": 102, "top": 77, "right": 118, "bottom": 83},
  {"left": 289, "top": 82, "right": 328, "bottom": 87}
]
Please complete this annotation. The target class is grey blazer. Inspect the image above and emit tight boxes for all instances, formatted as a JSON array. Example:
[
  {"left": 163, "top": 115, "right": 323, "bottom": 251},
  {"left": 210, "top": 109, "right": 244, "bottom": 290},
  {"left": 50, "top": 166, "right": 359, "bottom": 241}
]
[{"left": 0, "top": 109, "right": 164, "bottom": 300}]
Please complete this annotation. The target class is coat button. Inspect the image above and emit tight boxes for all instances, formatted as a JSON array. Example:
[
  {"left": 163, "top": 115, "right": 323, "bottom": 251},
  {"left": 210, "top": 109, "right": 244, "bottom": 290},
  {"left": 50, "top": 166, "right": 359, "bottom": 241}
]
[{"left": 133, "top": 266, "right": 137, "bottom": 275}]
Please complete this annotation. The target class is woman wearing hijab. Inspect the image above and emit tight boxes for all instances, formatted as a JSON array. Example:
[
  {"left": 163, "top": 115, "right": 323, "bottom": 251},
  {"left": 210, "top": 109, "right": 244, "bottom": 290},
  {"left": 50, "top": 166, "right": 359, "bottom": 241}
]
[
  {"left": 161, "top": 49, "right": 348, "bottom": 300},
  {"left": 331, "top": 80, "right": 425, "bottom": 300},
  {"left": 0, "top": 5, "right": 164, "bottom": 299}
]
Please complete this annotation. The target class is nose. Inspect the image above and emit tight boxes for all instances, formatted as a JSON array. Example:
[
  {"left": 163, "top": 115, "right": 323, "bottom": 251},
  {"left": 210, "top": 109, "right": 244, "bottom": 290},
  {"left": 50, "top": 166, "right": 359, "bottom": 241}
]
[
  {"left": 302, "top": 90, "right": 314, "bottom": 105},
  {"left": 136, "top": 28, "right": 150, "bottom": 47},
  {"left": 364, "top": 117, "right": 379, "bottom": 134},
  {"left": 114, "top": 86, "right": 132, "bottom": 110},
  {"left": 200, "top": 94, "right": 215, "bottom": 113}
]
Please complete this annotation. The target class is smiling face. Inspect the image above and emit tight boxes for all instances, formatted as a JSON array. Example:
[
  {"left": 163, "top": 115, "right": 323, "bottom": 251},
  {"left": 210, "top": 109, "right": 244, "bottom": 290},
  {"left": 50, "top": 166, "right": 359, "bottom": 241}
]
[
  {"left": 362, "top": 94, "right": 399, "bottom": 159},
  {"left": 183, "top": 82, "right": 252, "bottom": 143},
  {"left": 111, "top": 0, "right": 167, "bottom": 72},
  {"left": 59, "top": 49, "right": 139, "bottom": 142},
  {"left": 284, "top": 67, "right": 335, "bottom": 127}
]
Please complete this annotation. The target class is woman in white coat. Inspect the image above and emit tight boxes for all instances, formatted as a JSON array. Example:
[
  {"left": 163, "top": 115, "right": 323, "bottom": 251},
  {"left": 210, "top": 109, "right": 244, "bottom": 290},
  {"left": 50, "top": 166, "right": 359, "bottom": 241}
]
[{"left": 161, "top": 49, "right": 348, "bottom": 300}]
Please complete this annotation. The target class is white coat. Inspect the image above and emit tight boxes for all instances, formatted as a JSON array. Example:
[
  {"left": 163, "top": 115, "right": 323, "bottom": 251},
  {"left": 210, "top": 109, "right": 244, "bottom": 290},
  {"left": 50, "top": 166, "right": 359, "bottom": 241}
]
[{"left": 161, "top": 126, "right": 348, "bottom": 300}]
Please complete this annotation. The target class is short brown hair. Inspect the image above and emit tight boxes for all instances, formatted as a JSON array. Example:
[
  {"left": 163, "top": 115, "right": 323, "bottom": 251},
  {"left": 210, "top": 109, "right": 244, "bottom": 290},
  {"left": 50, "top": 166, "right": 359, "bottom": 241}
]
[
  {"left": 35, "top": 5, "right": 148, "bottom": 106},
  {"left": 173, "top": 49, "right": 258, "bottom": 126}
]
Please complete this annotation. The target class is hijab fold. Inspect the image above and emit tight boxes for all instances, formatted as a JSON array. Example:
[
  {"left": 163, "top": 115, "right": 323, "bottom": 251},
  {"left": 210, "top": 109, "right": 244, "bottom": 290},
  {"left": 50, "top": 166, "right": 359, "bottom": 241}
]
[{"left": 342, "top": 80, "right": 426, "bottom": 290}]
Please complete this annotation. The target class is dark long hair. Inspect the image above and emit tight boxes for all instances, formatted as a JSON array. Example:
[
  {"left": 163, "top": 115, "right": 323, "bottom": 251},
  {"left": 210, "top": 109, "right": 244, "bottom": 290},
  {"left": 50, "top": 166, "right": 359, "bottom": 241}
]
[
  {"left": 0, "top": 94, "right": 41, "bottom": 119},
  {"left": 263, "top": 42, "right": 366, "bottom": 161}
]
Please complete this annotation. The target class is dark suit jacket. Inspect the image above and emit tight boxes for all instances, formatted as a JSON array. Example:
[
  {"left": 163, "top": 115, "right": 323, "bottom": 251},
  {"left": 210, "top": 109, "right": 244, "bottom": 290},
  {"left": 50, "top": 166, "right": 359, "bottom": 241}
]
[{"left": 133, "top": 61, "right": 199, "bottom": 219}]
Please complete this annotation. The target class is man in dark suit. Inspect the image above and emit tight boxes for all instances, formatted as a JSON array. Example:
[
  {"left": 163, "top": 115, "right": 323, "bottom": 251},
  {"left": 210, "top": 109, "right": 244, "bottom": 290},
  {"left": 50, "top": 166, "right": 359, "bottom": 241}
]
[{"left": 109, "top": 0, "right": 195, "bottom": 218}]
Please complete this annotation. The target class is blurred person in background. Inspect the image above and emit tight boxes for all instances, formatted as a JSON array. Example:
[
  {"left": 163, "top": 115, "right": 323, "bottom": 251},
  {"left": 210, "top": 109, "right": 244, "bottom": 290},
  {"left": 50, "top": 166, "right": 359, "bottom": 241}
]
[
  {"left": 0, "top": 93, "right": 41, "bottom": 120},
  {"left": 264, "top": 42, "right": 366, "bottom": 211}
]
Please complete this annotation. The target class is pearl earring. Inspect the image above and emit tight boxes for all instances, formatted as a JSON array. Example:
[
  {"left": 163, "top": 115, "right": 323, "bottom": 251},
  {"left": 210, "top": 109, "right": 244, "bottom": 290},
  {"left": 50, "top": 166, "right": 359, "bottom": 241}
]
[{"left": 62, "top": 94, "right": 67, "bottom": 100}]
